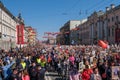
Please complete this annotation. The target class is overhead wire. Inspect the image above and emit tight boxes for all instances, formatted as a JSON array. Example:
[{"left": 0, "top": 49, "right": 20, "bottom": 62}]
[
  {"left": 86, "top": 0, "right": 106, "bottom": 13},
  {"left": 62, "top": 0, "right": 81, "bottom": 15},
  {"left": 73, "top": 0, "right": 106, "bottom": 19},
  {"left": 77, "top": 0, "right": 118, "bottom": 18},
  {"left": 86, "top": 0, "right": 119, "bottom": 15}
]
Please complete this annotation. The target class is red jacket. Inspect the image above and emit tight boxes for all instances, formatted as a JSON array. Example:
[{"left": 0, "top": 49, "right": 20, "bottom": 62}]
[
  {"left": 22, "top": 75, "right": 30, "bottom": 80},
  {"left": 82, "top": 69, "right": 93, "bottom": 80}
]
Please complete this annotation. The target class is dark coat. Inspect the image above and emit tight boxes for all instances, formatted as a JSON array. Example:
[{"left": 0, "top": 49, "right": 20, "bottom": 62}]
[
  {"left": 29, "top": 66, "right": 37, "bottom": 80},
  {"left": 36, "top": 68, "right": 46, "bottom": 80}
]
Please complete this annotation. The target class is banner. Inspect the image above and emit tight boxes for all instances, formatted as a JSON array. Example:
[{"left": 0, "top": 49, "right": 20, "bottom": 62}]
[
  {"left": 16, "top": 24, "right": 24, "bottom": 44},
  {"left": 112, "top": 66, "right": 120, "bottom": 80}
]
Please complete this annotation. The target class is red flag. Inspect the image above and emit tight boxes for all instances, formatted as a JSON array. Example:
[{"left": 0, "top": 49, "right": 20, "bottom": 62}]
[{"left": 98, "top": 40, "right": 108, "bottom": 49}]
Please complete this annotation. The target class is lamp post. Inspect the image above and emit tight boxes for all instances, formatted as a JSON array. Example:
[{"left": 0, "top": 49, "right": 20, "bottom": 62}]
[
  {"left": 20, "top": 42, "right": 21, "bottom": 51},
  {"left": 10, "top": 38, "right": 12, "bottom": 52},
  {"left": 19, "top": 33, "right": 22, "bottom": 52}
]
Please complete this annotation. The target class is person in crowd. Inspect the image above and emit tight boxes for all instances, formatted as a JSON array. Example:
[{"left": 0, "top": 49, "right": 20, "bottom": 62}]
[
  {"left": 22, "top": 69, "right": 30, "bottom": 80},
  {"left": 28, "top": 61, "right": 37, "bottom": 80},
  {"left": 57, "top": 61, "right": 62, "bottom": 76},
  {"left": 0, "top": 67, "right": 4, "bottom": 80},
  {"left": 36, "top": 56, "right": 41, "bottom": 65},
  {"left": 2, "top": 60, "right": 15, "bottom": 80},
  {"left": 36, "top": 64, "right": 46, "bottom": 80},
  {"left": 69, "top": 54, "right": 75, "bottom": 68},
  {"left": 9, "top": 68, "right": 18, "bottom": 80},
  {"left": 98, "top": 60, "right": 112, "bottom": 80},
  {"left": 75, "top": 54, "right": 81, "bottom": 70},
  {"left": 82, "top": 65, "right": 93, "bottom": 80},
  {"left": 18, "top": 71, "right": 22, "bottom": 80},
  {"left": 69, "top": 66, "right": 81, "bottom": 80},
  {"left": 52, "top": 54, "right": 57, "bottom": 70},
  {"left": 82, "top": 60, "right": 91, "bottom": 70},
  {"left": 24, "top": 55, "right": 31, "bottom": 69},
  {"left": 90, "top": 67, "right": 102, "bottom": 80},
  {"left": 20, "top": 59, "right": 27, "bottom": 70},
  {"left": 40, "top": 58, "right": 46, "bottom": 68}
]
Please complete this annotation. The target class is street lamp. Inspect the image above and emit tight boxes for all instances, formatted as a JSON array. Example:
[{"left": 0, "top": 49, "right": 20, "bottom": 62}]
[
  {"left": 10, "top": 38, "right": 12, "bottom": 52},
  {"left": 19, "top": 32, "right": 22, "bottom": 52}
]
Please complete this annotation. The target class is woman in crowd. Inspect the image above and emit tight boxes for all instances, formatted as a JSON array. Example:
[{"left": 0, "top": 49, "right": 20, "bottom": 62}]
[
  {"left": 90, "top": 67, "right": 102, "bottom": 80},
  {"left": 22, "top": 69, "right": 30, "bottom": 80},
  {"left": 82, "top": 65, "right": 93, "bottom": 80}
]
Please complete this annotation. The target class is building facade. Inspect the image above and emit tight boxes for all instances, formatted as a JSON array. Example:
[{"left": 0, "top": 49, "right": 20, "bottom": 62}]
[
  {"left": 106, "top": 4, "right": 120, "bottom": 44},
  {"left": 70, "top": 19, "right": 87, "bottom": 45},
  {"left": 25, "top": 26, "right": 37, "bottom": 46},
  {"left": 58, "top": 20, "right": 81, "bottom": 45},
  {"left": 78, "top": 20, "right": 90, "bottom": 44},
  {"left": 77, "top": 4, "right": 120, "bottom": 45},
  {"left": 16, "top": 12, "right": 27, "bottom": 48},
  {"left": 88, "top": 11, "right": 104, "bottom": 45},
  {"left": 24, "top": 28, "right": 29, "bottom": 46},
  {"left": 0, "top": 2, "right": 17, "bottom": 51}
]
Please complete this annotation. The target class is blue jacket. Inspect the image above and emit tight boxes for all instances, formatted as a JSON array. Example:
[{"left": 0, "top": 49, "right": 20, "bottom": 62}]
[{"left": 2, "top": 61, "right": 15, "bottom": 79}]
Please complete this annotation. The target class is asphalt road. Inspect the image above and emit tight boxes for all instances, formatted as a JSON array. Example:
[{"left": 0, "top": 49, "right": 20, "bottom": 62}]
[{"left": 45, "top": 71, "right": 67, "bottom": 80}]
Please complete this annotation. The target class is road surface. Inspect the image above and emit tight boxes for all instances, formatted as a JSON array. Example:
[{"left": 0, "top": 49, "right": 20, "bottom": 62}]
[{"left": 45, "top": 71, "right": 67, "bottom": 80}]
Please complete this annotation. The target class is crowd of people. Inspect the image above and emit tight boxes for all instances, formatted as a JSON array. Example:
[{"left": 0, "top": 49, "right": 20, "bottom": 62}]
[
  {"left": 0, "top": 43, "right": 120, "bottom": 80},
  {"left": 52, "top": 44, "right": 120, "bottom": 80}
]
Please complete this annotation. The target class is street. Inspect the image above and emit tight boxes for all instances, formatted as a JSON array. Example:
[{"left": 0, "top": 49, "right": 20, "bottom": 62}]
[{"left": 45, "top": 72, "right": 65, "bottom": 80}]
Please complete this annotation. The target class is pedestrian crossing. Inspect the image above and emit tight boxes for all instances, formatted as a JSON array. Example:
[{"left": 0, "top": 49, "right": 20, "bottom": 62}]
[
  {"left": 45, "top": 71, "right": 64, "bottom": 80},
  {"left": 45, "top": 72, "right": 52, "bottom": 80}
]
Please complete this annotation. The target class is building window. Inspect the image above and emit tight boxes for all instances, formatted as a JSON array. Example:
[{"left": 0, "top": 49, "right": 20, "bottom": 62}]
[
  {"left": 112, "top": 17, "right": 114, "bottom": 22},
  {"left": 116, "top": 16, "right": 119, "bottom": 21},
  {"left": 108, "top": 18, "right": 110, "bottom": 23},
  {"left": 3, "top": 15, "right": 5, "bottom": 20},
  {"left": 112, "top": 27, "right": 114, "bottom": 36},
  {"left": 102, "top": 21, "right": 104, "bottom": 24},
  {"left": 108, "top": 28, "right": 110, "bottom": 36},
  {"left": 96, "top": 23, "right": 97, "bottom": 26}
]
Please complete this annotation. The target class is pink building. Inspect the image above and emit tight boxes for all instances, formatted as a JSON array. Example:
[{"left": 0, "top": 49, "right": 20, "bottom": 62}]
[
  {"left": 106, "top": 4, "right": 120, "bottom": 44},
  {"left": 78, "top": 4, "right": 120, "bottom": 45}
]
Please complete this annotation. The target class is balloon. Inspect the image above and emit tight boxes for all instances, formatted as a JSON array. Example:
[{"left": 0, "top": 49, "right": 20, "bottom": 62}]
[{"left": 98, "top": 40, "right": 108, "bottom": 49}]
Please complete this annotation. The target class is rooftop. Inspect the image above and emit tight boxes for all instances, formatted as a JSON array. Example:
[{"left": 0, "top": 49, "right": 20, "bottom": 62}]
[{"left": 0, "top": 1, "right": 17, "bottom": 22}]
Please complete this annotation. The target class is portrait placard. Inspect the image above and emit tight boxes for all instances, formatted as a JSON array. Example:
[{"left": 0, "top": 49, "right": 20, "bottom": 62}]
[
  {"left": 112, "top": 66, "right": 120, "bottom": 80},
  {"left": 79, "top": 62, "right": 83, "bottom": 70}
]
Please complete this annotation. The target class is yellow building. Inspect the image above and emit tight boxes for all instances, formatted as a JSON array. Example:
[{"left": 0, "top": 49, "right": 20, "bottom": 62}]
[{"left": 25, "top": 26, "right": 37, "bottom": 46}]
